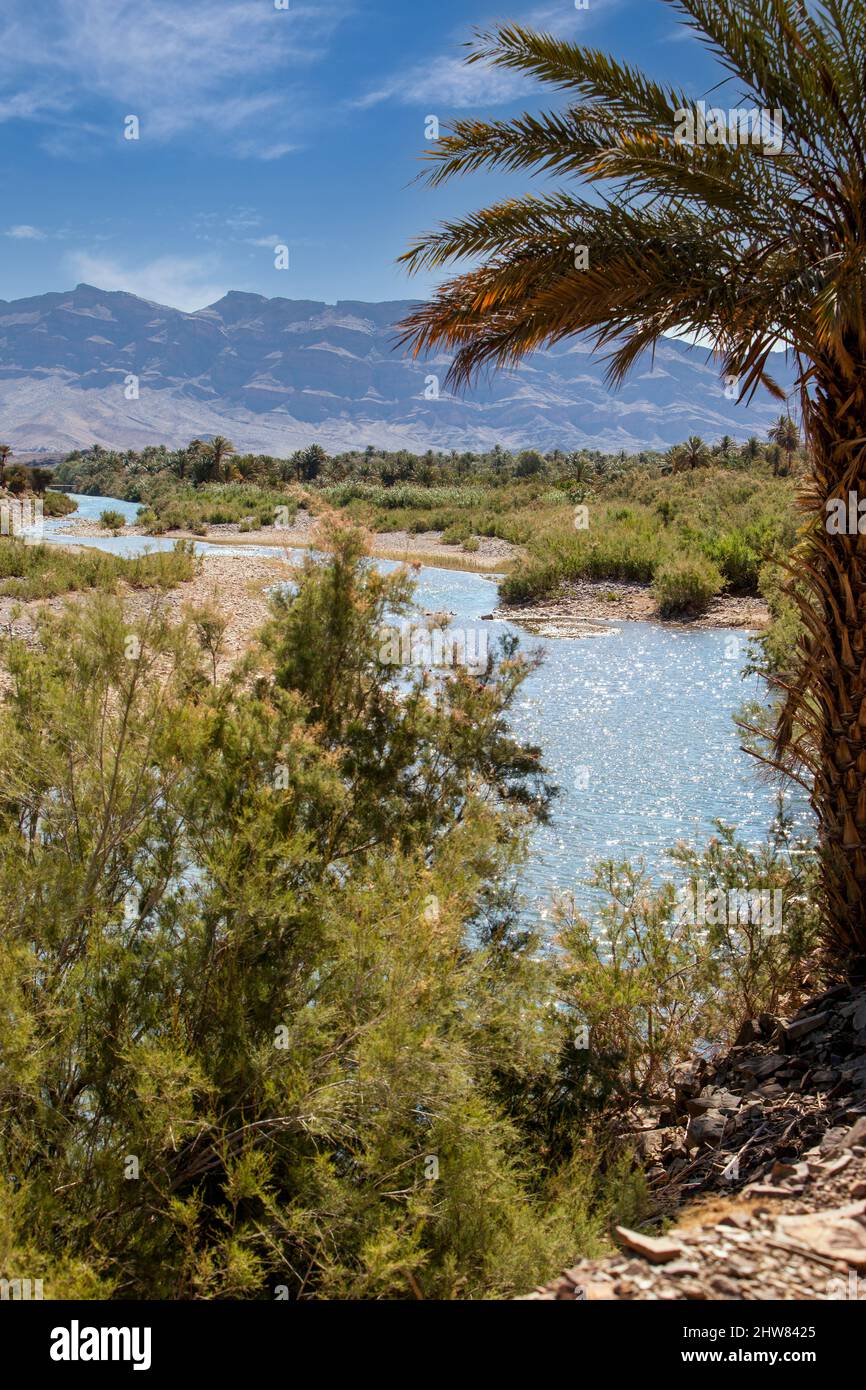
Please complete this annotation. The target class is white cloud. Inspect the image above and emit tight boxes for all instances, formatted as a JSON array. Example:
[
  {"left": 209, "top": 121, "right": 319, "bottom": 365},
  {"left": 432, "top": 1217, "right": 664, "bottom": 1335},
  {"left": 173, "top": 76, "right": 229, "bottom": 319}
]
[
  {"left": 0, "top": 0, "right": 347, "bottom": 155},
  {"left": 65, "top": 251, "right": 230, "bottom": 311},
  {"left": 5, "top": 224, "right": 46, "bottom": 240},
  {"left": 231, "top": 139, "right": 300, "bottom": 162},
  {"left": 354, "top": 55, "right": 532, "bottom": 111},
  {"left": 224, "top": 210, "right": 263, "bottom": 233},
  {"left": 354, "top": 0, "right": 624, "bottom": 110}
]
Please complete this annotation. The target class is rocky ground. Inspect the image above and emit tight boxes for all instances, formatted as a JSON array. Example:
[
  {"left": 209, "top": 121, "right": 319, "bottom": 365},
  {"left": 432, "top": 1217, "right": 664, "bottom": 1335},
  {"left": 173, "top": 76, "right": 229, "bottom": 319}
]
[
  {"left": 121, "top": 552, "right": 290, "bottom": 674},
  {"left": 0, "top": 551, "right": 292, "bottom": 681},
  {"left": 523, "top": 979, "right": 866, "bottom": 1300}
]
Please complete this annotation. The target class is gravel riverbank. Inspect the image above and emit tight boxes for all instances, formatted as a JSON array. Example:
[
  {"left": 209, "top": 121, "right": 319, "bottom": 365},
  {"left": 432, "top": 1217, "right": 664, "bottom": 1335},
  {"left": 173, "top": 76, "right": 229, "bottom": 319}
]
[
  {"left": 51, "top": 508, "right": 517, "bottom": 572},
  {"left": 496, "top": 579, "right": 770, "bottom": 636}
]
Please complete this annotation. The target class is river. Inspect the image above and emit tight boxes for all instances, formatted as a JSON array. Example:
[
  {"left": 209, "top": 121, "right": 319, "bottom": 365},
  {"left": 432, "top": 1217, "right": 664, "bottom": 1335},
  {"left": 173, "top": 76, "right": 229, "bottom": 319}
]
[{"left": 41, "top": 493, "right": 812, "bottom": 919}]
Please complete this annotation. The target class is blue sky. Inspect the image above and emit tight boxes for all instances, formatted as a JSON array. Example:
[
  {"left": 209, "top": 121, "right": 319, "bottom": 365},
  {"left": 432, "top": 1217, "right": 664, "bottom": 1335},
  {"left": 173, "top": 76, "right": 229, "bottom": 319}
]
[{"left": 0, "top": 0, "right": 726, "bottom": 311}]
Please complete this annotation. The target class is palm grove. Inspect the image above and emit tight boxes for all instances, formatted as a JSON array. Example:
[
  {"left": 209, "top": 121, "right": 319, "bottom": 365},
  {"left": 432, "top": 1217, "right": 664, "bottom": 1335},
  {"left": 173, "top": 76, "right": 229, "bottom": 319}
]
[{"left": 0, "top": 0, "right": 856, "bottom": 1299}]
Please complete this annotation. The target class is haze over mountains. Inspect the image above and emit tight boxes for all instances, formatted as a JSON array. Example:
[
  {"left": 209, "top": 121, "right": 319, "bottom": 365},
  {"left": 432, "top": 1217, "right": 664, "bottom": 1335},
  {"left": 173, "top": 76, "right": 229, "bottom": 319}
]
[{"left": 0, "top": 283, "right": 797, "bottom": 457}]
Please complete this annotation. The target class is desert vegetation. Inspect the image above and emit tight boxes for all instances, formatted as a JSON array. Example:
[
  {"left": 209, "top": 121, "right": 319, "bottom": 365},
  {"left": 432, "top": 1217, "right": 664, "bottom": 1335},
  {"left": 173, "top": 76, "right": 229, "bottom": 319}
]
[{"left": 0, "top": 521, "right": 817, "bottom": 1299}]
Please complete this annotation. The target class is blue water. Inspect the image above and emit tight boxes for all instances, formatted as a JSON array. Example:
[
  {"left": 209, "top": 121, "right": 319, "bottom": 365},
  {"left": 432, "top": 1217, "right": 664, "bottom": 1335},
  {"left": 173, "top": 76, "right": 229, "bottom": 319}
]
[{"left": 43, "top": 494, "right": 811, "bottom": 918}]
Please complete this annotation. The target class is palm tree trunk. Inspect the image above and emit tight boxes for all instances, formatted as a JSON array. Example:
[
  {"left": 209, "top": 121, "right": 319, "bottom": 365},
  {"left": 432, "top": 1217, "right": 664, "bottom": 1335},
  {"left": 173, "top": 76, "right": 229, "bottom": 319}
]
[{"left": 782, "top": 367, "right": 866, "bottom": 957}]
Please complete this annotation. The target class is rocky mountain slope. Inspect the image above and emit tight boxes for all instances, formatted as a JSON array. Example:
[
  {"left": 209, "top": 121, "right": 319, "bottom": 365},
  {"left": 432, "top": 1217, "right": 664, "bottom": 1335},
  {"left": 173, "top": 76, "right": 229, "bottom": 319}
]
[{"left": 0, "top": 284, "right": 798, "bottom": 456}]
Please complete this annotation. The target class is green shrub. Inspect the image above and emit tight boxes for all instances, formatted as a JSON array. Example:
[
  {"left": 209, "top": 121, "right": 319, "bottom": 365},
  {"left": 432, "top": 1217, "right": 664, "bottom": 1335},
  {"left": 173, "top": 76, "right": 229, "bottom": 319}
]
[
  {"left": 99, "top": 509, "right": 126, "bottom": 532},
  {"left": 42, "top": 492, "right": 78, "bottom": 518},
  {"left": 554, "top": 811, "right": 819, "bottom": 1101},
  {"left": 0, "top": 530, "right": 641, "bottom": 1300},
  {"left": 652, "top": 555, "right": 724, "bottom": 616},
  {"left": 704, "top": 531, "right": 760, "bottom": 590},
  {"left": 136, "top": 508, "right": 164, "bottom": 534}
]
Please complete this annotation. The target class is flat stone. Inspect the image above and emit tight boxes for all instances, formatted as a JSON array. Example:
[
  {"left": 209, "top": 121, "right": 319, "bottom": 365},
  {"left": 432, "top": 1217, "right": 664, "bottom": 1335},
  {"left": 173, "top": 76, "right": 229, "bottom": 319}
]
[
  {"left": 614, "top": 1226, "right": 686, "bottom": 1264},
  {"left": 778, "top": 1200, "right": 866, "bottom": 1268},
  {"left": 756, "top": 1081, "right": 785, "bottom": 1098},
  {"left": 819, "top": 1153, "right": 853, "bottom": 1178},
  {"left": 771, "top": 1160, "right": 811, "bottom": 1183},
  {"left": 718, "top": 1213, "right": 753, "bottom": 1230},
  {"left": 710, "top": 1274, "right": 743, "bottom": 1297},
  {"left": 811, "top": 1068, "right": 840, "bottom": 1087},
  {"left": 808, "top": 983, "right": 851, "bottom": 1010},
  {"left": 844, "top": 1116, "right": 866, "bottom": 1148},
  {"left": 820, "top": 1127, "right": 851, "bottom": 1153},
  {"left": 686, "top": 1109, "right": 728, "bottom": 1149},
  {"left": 737, "top": 1053, "right": 786, "bottom": 1080},
  {"left": 784, "top": 1011, "right": 831, "bottom": 1043},
  {"left": 744, "top": 1183, "right": 796, "bottom": 1198},
  {"left": 686, "top": 1086, "right": 741, "bottom": 1117}
]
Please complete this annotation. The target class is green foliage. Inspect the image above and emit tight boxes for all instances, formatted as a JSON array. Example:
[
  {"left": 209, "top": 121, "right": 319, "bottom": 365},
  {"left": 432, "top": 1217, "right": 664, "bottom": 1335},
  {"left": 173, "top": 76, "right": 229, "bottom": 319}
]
[
  {"left": 42, "top": 491, "right": 77, "bottom": 517},
  {"left": 0, "top": 520, "right": 641, "bottom": 1300},
  {"left": 54, "top": 443, "right": 801, "bottom": 617},
  {"left": 136, "top": 507, "right": 164, "bottom": 534},
  {"left": 652, "top": 554, "right": 724, "bottom": 617},
  {"left": 704, "top": 531, "right": 759, "bottom": 590},
  {"left": 322, "top": 482, "right": 487, "bottom": 512},
  {"left": 554, "top": 809, "right": 819, "bottom": 1102},
  {"left": 500, "top": 468, "right": 795, "bottom": 604},
  {"left": 99, "top": 509, "right": 126, "bottom": 532},
  {"left": 0, "top": 511, "right": 823, "bottom": 1298},
  {"left": 140, "top": 484, "right": 298, "bottom": 533}
]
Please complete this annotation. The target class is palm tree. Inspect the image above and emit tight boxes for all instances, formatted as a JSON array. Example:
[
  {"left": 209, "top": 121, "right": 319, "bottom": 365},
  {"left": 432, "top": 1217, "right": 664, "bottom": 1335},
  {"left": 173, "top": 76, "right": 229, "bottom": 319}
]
[
  {"left": 295, "top": 443, "right": 328, "bottom": 484},
  {"left": 207, "top": 436, "right": 236, "bottom": 483},
  {"left": 176, "top": 439, "right": 204, "bottom": 481},
  {"left": 398, "top": 4, "right": 866, "bottom": 957},
  {"left": 671, "top": 435, "right": 711, "bottom": 471},
  {"left": 742, "top": 436, "right": 763, "bottom": 464},
  {"left": 768, "top": 413, "right": 801, "bottom": 475},
  {"left": 0, "top": 444, "right": 11, "bottom": 489}
]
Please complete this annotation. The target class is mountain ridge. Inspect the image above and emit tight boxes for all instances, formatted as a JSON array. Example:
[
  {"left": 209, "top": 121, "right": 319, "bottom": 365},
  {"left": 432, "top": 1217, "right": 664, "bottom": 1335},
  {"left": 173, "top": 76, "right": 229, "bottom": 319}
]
[{"left": 0, "top": 283, "right": 798, "bottom": 456}]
